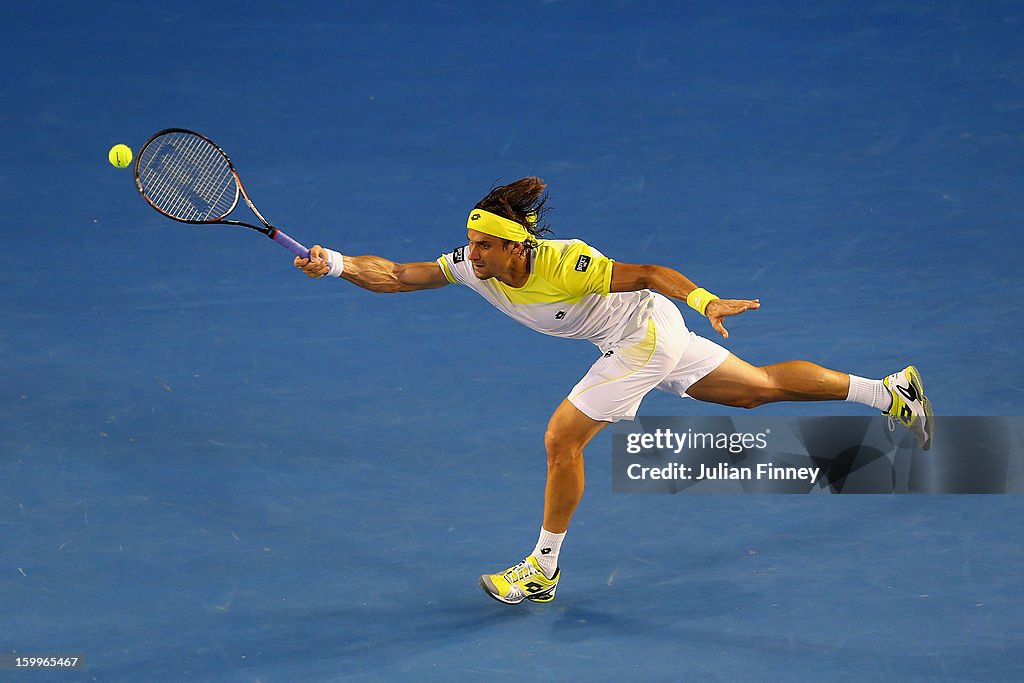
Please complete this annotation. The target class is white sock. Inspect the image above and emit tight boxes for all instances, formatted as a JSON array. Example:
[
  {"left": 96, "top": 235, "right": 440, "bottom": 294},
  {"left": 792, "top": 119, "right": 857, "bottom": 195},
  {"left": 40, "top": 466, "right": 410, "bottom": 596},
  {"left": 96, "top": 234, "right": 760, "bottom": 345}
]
[
  {"left": 531, "top": 528, "right": 564, "bottom": 578},
  {"left": 846, "top": 375, "right": 892, "bottom": 412}
]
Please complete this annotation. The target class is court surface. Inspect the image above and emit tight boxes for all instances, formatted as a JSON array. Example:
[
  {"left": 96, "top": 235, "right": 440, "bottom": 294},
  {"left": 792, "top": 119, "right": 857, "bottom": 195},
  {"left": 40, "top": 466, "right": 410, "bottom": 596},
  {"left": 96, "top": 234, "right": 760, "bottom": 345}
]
[{"left": 1, "top": 1, "right": 1022, "bottom": 680}]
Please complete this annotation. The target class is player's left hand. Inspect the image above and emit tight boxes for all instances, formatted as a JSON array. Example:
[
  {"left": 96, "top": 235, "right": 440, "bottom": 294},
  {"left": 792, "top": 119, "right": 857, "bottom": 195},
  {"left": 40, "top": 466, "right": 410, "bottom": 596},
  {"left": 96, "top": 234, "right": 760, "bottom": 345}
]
[{"left": 706, "top": 298, "right": 760, "bottom": 339}]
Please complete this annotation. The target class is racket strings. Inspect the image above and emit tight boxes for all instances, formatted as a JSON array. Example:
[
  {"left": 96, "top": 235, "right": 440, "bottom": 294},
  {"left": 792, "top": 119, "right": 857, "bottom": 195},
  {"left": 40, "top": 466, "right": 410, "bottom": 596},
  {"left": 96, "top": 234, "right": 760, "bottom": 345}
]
[
  {"left": 152, "top": 134, "right": 233, "bottom": 218},
  {"left": 137, "top": 132, "right": 237, "bottom": 221}
]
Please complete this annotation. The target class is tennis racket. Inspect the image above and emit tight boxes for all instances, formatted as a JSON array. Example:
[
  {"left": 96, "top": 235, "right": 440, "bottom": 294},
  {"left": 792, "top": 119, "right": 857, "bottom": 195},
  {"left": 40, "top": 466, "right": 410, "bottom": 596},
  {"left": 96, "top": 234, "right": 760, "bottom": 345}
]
[{"left": 133, "top": 128, "right": 317, "bottom": 260}]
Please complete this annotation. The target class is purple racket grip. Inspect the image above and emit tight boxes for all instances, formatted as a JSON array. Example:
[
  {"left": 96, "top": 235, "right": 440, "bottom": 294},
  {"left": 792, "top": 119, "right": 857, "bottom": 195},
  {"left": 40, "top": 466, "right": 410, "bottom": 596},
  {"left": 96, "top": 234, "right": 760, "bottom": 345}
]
[{"left": 270, "top": 229, "right": 311, "bottom": 260}]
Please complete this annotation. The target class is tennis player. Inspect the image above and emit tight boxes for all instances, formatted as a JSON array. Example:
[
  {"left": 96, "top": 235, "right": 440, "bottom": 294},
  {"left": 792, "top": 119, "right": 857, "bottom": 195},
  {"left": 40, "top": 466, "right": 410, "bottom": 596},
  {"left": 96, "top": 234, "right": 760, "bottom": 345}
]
[{"left": 294, "top": 177, "right": 934, "bottom": 605}]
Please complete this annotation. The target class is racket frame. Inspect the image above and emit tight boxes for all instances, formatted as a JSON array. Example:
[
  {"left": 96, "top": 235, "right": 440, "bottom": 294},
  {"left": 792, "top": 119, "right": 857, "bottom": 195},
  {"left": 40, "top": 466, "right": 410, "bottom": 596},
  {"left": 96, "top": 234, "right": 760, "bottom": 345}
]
[{"left": 133, "top": 128, "right": 311, "bottom": 258}]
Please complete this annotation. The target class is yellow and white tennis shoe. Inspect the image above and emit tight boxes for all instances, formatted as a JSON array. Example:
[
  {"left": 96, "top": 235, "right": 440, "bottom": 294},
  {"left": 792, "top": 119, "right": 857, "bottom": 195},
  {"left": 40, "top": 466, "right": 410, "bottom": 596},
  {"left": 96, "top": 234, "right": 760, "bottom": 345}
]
[
  {"left": 883, "top": 365, "right": 934, "bottom": 450},
  {"left": 479, "top": 555, "right": 560, "bottom": 604}
]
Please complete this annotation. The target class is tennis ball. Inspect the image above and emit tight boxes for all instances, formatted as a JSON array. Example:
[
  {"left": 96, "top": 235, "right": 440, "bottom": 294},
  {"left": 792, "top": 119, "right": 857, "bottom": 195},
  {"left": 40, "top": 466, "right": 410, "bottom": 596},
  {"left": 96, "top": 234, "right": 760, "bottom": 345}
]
[{"left": 108, "top": 144, "right": 133, "bottom": 168}]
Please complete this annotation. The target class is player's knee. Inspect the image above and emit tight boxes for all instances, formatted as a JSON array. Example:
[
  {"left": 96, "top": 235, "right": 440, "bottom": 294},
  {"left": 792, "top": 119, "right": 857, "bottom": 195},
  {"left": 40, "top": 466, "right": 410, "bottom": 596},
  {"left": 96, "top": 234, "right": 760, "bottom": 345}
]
[
  {"left": 544, "top": 428, "right": 581, "bottom": 465},
  {"left": 735, "top": 367, "right": 780, "bottom": 408},
  {"left": 737, "top": 395, "right": 768, "bottom": 409},
  {"left": 543, "top": 427, "right": 566, "bottom": 454},
  {"left": 720, "top": 385, "right": 775, "bottom": 409}
]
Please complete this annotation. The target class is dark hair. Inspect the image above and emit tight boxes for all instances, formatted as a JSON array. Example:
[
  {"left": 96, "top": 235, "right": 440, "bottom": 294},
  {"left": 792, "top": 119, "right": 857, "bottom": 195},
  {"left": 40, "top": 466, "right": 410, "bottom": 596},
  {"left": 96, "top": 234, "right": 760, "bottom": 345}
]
[{"left": 474, "top": 176, "right": 553, "bottom": 247}]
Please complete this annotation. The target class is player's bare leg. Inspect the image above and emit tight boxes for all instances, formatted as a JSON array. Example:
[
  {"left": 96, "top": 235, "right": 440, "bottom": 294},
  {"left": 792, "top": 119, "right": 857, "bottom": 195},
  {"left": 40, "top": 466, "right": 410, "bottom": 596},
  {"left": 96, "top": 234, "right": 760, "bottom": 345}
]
[
  {"left": 479, "top": 399, "right": 607, "bottom": 605},
  {"left": 541, "top": 398, "right": 608, "bottom": 532},
  {"left": 685, "top": 354, "right": 850, "bottom": 408},
  {"left": 688, "top": 354, "right": 934, "bottom": 449}
]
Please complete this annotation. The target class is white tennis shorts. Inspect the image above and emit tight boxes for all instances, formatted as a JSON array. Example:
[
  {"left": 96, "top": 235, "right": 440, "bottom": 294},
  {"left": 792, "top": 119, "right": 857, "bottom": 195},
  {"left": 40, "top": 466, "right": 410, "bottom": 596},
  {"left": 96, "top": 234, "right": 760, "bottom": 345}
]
[{"left": 568, "top": 294, "right": 729, "bottom": 422}]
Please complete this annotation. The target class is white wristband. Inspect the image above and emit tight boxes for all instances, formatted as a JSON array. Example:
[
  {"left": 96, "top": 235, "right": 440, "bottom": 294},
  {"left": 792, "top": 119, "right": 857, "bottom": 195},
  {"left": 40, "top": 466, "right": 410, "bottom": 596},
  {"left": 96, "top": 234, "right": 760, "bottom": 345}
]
[{"left": 324, "top": 249, "right": 345, "bottom": 277}]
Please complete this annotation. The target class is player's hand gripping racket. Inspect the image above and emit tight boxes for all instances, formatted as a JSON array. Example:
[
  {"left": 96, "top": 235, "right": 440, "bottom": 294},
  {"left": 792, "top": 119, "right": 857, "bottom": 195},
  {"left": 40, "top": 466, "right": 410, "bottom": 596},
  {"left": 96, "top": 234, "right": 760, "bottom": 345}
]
[{"left": 133, "top": 128, "right": 316, "bottom": 260}]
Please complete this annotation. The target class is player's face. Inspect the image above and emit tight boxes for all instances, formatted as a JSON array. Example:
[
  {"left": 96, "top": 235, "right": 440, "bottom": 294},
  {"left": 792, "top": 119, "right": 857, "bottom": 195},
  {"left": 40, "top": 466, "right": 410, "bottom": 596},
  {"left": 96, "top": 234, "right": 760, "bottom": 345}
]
[{"left": 466, "top": 229, "right": 518, "bottom": 280}]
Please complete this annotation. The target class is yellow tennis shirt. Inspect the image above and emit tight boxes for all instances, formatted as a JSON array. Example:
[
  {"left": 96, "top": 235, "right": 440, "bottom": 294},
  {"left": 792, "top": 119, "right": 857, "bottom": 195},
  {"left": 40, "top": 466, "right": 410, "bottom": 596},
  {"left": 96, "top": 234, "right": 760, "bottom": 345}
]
[{"left": 437, "top": 239, "right": 655, "bottom": 348}]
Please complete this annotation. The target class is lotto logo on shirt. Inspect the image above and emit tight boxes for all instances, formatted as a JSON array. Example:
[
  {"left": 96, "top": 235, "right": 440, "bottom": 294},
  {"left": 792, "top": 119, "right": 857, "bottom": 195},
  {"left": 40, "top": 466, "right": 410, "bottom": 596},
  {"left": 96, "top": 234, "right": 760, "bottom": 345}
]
[
  {"left": 452, "top": 247, "right": 466, "bottom": 263},
  {"left": 575, "top": 255, "right": 592, "bottom": 272}
]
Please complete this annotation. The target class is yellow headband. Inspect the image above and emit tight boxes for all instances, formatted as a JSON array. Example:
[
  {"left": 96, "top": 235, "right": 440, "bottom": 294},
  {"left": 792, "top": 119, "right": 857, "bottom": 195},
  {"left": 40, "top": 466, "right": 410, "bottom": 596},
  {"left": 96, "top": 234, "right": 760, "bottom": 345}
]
[{"left": 467, "top": 209, "right": 536, "bottom": 244}]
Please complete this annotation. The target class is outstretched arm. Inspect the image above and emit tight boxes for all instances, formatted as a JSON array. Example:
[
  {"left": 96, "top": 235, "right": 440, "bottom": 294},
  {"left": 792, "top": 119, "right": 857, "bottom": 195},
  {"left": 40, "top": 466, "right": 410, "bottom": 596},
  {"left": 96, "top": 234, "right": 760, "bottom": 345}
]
[
  {"left": 610, "top": 262, "right": 759, "bottom": 339},
  {"left": 294, "top": 245, "right": 450, "bottom": 293}
]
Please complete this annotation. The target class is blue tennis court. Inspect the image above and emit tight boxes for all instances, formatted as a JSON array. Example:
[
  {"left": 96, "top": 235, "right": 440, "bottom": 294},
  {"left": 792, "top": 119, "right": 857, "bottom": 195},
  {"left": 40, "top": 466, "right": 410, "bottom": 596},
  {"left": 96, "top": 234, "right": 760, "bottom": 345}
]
[{"left": 2, "top": 1, "right": 1022, "bottom": 680}]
